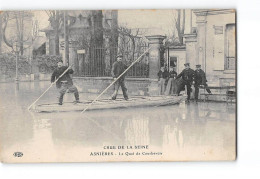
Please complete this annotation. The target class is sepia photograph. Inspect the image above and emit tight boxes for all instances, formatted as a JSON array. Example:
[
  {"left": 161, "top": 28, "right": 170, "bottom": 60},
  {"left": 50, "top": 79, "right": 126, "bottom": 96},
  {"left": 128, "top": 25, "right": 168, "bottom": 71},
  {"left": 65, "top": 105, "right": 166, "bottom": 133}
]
[{"left": 0, "top": 9, "right": 236, "bottom": 163}]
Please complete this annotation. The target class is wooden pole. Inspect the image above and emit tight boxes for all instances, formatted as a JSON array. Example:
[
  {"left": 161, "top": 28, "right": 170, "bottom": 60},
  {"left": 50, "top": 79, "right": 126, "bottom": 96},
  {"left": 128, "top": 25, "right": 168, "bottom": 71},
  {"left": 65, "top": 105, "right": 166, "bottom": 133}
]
[
  {"left": 0, "top": 13, "right": 2, "bottom": 54},
  {"left": 28, "top": 65, "right": 73, "bottom": 110},
  {"left": 80, "top": 47, "right": 151, "bottom": 114}
]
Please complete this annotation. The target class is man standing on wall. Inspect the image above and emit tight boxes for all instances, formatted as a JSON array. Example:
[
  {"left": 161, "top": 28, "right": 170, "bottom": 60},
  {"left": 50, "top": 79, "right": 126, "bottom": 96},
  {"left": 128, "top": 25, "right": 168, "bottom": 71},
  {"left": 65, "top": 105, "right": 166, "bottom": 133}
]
[
  {"left": 111, "top": 54, "right": 129, "bottom": 100},
  {"left": 194, "top": 64, "right": 212, "bottom": 102},
  {"left": 51, "top": 60, "right": 80, "bottom": 105},
  {"left": 176, "top": 63, "right": 195, "bottom": 102},
  {"left": 164, "top": 66, "right": 178, "bottom": 95},
  {"left": 157, "top": 66, "right": 169, "bottom": 95}
]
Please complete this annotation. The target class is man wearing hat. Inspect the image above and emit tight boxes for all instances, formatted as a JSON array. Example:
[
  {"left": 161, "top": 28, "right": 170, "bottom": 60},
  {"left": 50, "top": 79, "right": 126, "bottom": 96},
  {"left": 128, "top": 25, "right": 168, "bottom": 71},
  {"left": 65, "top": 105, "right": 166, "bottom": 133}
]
[
  {"left": 51, "top": 60, "right": 80, "bottom": 105},
  {"left": 176, "top": 63, "right": 195, "bottom": 101},
  {"left": 111, "top": 54, "right": 129, "bottom": 100},
  {"left": 194, "top": 64, "right": 212, "bottom": 101}
]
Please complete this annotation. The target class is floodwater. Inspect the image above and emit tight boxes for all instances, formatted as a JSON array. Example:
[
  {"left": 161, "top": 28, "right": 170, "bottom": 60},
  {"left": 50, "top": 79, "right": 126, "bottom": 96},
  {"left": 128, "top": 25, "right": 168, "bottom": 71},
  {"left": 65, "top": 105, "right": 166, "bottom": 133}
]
[{"left": 0, "top": 81, "right": 236, "bottom": 162}]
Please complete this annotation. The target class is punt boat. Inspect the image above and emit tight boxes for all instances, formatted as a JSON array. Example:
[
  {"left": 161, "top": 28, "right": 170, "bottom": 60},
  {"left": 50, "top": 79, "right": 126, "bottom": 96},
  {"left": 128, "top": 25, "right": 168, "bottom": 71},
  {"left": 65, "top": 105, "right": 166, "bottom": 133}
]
[{"left": 31, "top": 95, "right": 186, "bottom": 113}]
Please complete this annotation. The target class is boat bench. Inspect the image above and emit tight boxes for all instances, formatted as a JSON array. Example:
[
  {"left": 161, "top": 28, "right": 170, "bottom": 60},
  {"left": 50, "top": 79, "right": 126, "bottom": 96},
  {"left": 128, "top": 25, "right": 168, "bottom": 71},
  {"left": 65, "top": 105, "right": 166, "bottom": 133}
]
[{"left": 199, "top": 86, "right": 236, "bottom": 103}]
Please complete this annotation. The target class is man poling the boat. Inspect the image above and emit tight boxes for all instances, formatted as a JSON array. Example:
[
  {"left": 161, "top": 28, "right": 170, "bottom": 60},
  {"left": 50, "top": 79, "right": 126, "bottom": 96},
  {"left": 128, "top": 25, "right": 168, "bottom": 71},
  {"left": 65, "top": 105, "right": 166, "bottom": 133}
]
[
  {"left": 27, "top": 61, "right": 75, "bottom": 110},
  {"left": 51, "top": 60, "right": 79, "bottom": 105},
  {"left": 111, "top": 54, "right": 128, "bottom": 100},
  {"left": 80, "top": 47, "right": 151, "bottom": 114}
]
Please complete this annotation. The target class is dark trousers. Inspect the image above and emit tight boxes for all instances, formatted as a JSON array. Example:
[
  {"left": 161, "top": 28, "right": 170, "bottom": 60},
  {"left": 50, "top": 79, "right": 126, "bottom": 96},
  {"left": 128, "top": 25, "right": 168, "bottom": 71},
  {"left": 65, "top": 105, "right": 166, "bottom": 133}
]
[
  {"left": 58, "top": 84, "right": 79, "bottom": 104},
  {"left": 112, "top": 80, "right": 128, "bottom": 100},
  {"left": 194, "top": 83, "right": 211, "bottom": 100},
  {"left": 177, "top": 82, "right": 192, "bottom": 100},
  {"left": 158, "top": 78, "right": 166, "bottom": 95}
]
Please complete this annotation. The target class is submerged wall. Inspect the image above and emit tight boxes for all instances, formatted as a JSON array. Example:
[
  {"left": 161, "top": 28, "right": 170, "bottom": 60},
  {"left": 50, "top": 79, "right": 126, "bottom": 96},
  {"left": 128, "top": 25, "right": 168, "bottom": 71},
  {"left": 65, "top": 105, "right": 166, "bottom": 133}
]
[{"left": 73, "top": 77, "right": 158, "bottom": 97}]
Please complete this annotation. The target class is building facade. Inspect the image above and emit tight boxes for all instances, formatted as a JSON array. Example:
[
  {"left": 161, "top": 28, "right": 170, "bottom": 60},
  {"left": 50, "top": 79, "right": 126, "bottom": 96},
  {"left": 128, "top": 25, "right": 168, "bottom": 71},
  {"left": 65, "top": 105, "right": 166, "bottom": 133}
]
[
  {"left": 42, "top": 10, "right": 118, "bottom": 76},
  {"left": 184, "top": 9, "right": 236, "bottom": 86},
  {"left": 166, "top": 9, "right": 236, "bottom": 87}
]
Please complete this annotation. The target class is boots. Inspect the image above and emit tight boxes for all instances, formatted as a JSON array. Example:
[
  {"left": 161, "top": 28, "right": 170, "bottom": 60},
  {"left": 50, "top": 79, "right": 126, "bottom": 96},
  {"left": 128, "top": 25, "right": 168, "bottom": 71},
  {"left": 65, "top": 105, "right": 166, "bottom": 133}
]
[
  {"left": 73, "top": 91, "right": 80, "bottom": 104},
  {"left": 59, "top": 93, "right": 64, "bottom": 105}
]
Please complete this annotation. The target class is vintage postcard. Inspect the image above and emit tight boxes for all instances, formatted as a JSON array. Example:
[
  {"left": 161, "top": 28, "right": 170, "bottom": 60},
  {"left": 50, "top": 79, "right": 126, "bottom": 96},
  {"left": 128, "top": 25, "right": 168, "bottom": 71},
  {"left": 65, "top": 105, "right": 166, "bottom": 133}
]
[{"left": 0, "top": 9, "right": 236, "bottom": 163}]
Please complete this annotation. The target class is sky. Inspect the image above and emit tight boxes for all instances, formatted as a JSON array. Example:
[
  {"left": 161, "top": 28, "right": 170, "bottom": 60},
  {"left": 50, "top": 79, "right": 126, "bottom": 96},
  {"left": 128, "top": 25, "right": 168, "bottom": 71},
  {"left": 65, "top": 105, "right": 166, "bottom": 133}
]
[
  {"left": 118, "top": 9, "right": 175, "bottom": 36},
  {"left": 33, "top": 10, "right": 178, "bottom": 37}
]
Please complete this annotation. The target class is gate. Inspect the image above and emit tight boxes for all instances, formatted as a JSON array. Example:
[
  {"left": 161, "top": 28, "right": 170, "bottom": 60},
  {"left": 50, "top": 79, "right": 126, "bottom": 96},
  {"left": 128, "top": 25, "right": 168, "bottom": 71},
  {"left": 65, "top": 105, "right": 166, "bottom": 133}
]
[{"left": 75, "top": 45, "right": 149, "bottom": 78}]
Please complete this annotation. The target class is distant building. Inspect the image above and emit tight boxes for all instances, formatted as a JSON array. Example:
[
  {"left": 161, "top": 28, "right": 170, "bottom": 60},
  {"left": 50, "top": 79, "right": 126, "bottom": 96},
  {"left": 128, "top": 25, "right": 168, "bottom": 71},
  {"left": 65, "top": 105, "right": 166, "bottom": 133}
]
[
  {"left": 188, "top": 9, "right": 236, "bottom": 86},
  {"left": 166, "top": 9, "right": 236, "bottom": 86},
  {"left": 41, "top": 10, "right": 118, "bottom": 76}
]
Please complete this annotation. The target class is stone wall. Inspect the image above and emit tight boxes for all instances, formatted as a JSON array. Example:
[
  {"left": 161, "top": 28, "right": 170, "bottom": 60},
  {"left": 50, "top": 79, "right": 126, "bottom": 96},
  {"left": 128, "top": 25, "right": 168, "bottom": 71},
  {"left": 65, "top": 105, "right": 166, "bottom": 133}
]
[{"left": 73, "top": 77, "right": 159, "bottom": 96}]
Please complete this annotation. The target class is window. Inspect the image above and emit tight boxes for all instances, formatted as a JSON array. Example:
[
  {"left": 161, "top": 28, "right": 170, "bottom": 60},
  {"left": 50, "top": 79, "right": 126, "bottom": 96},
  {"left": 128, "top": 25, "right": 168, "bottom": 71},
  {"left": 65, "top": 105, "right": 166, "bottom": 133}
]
[
  {"left": 169, "top": 57, "right": 177, "bottom": 68},
  {"left": 214, "top": 25, "right": 223, "bottom": 35},
  {"left": 225, "top": 24, "right": 236, "bottom": 70}
]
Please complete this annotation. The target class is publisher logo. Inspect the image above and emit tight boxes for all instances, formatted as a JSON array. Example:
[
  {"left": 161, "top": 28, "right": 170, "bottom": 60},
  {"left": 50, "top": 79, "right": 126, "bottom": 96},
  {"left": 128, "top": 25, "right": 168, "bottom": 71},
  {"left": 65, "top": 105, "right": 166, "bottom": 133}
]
[{"left": 13, "top": 152, "right": 23, "bottom": 157}]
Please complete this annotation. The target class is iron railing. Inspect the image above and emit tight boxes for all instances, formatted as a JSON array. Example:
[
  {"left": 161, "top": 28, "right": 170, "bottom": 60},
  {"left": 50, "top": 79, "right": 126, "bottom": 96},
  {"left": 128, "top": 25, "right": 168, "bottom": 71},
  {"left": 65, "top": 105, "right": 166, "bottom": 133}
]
[{"left": 75, "top": 45, "right": 149, "bottom": 78}]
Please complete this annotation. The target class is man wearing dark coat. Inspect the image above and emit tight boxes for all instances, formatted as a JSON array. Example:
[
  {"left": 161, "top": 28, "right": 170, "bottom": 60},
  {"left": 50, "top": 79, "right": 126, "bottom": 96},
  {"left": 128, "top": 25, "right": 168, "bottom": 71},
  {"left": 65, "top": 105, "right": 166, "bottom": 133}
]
[
  {"left": 51, "top": 60, "right": 79, "bottom": 105},
  {"left": 176, "top": 63, "right": 195, "bottom": 101},
  {"left": 164, "top": 67, "right": 178, "bottom": 95},
  {"left": 111, "top": 55, "right": 129, "bottom": 100},
  {"left": 194, "top": 64, "right": 212, "bottom": 101},
  {"left": 157, "top": 66, "right": 169, "bottom": 95}
]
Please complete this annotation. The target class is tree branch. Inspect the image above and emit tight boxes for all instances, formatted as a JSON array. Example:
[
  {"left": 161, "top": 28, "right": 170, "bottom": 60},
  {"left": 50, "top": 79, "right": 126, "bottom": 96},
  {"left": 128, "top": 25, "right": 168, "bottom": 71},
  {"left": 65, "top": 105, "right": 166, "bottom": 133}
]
[{"left": 2, "top": 13, "right": 14, "bottom": 48}]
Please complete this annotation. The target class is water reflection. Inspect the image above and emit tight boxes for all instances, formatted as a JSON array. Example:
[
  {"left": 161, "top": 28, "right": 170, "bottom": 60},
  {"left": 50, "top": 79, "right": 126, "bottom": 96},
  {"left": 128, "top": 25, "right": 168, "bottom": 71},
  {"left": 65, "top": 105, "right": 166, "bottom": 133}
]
[{"left": 0, "top": 81, "right": 236, "bottom": 162}]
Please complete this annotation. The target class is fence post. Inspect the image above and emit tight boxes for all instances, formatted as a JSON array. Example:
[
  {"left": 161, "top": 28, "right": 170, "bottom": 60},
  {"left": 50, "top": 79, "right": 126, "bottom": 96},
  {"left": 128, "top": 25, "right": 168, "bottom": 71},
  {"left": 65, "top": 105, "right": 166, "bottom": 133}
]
[
  {"left": 146, "top": 35, "right": 166, "bottom": 95},
  {"left": 145, "top": 35, "right": 166, "bottom": 79}
]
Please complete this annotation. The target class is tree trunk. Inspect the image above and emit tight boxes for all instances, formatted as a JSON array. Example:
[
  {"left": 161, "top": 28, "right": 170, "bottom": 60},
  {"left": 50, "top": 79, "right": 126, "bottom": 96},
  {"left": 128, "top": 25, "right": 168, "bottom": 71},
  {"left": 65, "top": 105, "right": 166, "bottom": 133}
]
[
  {"left": 0, "top": 13, "right": 2, "bottom": 54},
  {"left": 176, "top": 10, "right": 182, "bottom": 44},
  {"left": 54, "top": 11, "right": 60, "bottom": 55},
  {"left": 64, "top": 11, "right": 69, "bottom": 64},
  {"left": 20, "top": 15, "right": 24, "bottom": 55},
  {"left": 3, "top": 18, "right": 13, "bottom": 48},
  {"left": 130, "top": 36, "right": 135, "bottom": 61},
  {"left": 110, "top": 10, "right": 118, "bottom": 65},
  {"left": 20, "top": 39, "right": 24, "bottom": 55},
  {"left": 180, "top": 10, "right": 185, "bottom": 44},
  {"left": 54, "top": 28, "right": 60, "bottom": 55}
]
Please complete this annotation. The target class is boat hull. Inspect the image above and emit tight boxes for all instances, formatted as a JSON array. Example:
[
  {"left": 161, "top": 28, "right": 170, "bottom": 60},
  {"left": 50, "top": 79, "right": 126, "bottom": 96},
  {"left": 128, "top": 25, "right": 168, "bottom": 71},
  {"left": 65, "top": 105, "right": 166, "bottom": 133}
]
[{"left": 32, "top": 95, "right": 186, "bottom": 113}]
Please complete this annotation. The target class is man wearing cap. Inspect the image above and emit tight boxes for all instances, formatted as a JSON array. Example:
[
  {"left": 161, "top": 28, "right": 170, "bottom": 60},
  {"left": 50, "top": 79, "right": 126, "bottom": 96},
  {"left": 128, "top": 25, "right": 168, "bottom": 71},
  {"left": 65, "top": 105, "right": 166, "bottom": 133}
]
[
  {"left": 176, "top": 63, "right": 195, "bottom": 101},
  {"left": 111, "top": 55, "right": 129, "bottom": 100},
  {"left": 51, "top": 60, "right": 80, "bottom": 105},
  {"left": 194, "top": 64, "right": 212, "bottom": 101}
]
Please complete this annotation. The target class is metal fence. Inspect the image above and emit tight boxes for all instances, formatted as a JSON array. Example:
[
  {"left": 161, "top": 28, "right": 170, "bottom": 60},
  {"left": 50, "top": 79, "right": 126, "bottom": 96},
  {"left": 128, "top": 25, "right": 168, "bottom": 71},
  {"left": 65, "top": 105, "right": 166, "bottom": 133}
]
[{"left": 75, "top": 45, "right": 149, "bottom": 78}]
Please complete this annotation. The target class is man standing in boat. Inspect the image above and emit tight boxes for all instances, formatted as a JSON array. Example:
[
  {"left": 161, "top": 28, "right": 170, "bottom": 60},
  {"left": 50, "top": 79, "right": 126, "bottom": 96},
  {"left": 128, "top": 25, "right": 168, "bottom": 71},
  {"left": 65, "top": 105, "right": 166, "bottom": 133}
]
[
  {"left": 194, "top": 64, "right": 212, "bottom": 102},
  {"left": 51, "top": 60, "right": 80, "bottom": 105},
  {"left": 176, "top": 63, "right": 195, "bottom": 102},
  {"left": 111, "top": 54, "right": 129, "bottom": 100}
]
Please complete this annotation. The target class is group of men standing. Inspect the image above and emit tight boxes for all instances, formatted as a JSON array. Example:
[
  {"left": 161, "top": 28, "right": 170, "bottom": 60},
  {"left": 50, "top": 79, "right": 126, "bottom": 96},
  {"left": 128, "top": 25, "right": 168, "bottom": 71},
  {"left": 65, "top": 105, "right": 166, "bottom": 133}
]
[{"left": 158, "top": 62, "right": 212, "bottom": 102}]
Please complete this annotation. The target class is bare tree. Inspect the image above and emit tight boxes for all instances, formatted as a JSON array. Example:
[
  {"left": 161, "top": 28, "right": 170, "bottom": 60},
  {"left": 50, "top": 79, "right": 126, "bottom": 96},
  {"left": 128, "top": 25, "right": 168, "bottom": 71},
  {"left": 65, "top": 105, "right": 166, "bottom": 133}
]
[
  {"left": 1, "top": 11, "right": 36, "bottom": 55},
  {"left": 173, "top": 10, "right": 185, "bottom": 45},
  {"left": 0, "top": 13, "right": 2, "bottom": 54},
  {"left": 45, "top": 10, "right": 64, "bottom": 55},
  {"left": 118, "top": 26, "right": 147, "bottom": 62}
]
